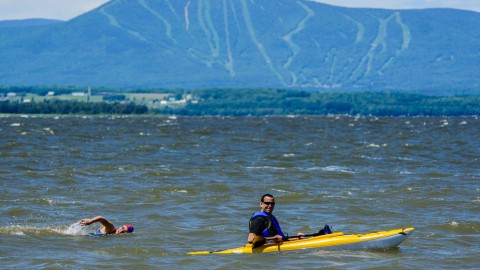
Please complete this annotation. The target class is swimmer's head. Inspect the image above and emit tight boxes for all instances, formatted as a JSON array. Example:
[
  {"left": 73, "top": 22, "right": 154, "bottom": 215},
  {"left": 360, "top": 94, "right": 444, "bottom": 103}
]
[
  {"left": 124, "top": 224, "right": 134, "bottom": 233},
  {"left": 116, "top": 224, "right": 134, "bottom": 234}
]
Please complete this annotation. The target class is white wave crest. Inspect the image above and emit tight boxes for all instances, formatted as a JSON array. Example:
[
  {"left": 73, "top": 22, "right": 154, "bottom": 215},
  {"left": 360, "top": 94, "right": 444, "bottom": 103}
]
[{"left": 62, "top": 223, "right": 89, "bottom": 235}]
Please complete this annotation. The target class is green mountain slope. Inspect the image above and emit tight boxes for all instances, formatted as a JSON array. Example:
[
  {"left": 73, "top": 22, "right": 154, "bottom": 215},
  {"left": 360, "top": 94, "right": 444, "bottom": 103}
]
[{"left": 0, "top": 0, "right": 479, "bottom": 94}]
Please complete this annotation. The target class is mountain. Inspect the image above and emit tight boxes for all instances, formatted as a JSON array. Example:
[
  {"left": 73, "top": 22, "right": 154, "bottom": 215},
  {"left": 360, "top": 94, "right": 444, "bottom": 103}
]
[
  {"left": 0, "top": 0, "right": 479, "bottom": 94},
  {"left": 0, "top": 19, "right": 64, "bottom": 28}
]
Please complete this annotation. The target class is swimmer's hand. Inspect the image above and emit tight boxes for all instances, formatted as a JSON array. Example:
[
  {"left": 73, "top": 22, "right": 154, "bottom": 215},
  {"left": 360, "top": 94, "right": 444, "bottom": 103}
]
[{"left": 80, "top": 219, "right": 93, "bottom": 226}]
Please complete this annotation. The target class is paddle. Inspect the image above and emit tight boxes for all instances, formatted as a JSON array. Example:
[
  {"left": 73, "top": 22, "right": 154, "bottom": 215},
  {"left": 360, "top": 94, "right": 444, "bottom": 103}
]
[
  {"left": 283, "top": 224, "right": 332, "bottom": 241},
  {"left": 251, "top": 225, "right": 332, "bottom": 248}
]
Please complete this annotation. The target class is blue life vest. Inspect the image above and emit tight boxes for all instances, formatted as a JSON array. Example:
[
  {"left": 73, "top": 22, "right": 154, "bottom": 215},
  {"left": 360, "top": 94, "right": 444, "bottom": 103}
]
[{"left": 251, "top": 212, "right": 285, "bottom": 238}]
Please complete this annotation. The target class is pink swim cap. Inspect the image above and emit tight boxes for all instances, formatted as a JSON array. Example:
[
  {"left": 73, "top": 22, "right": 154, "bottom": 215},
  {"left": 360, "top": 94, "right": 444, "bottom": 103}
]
[{"left": 124, "top": 224, "right": 134, "bottom": 233}]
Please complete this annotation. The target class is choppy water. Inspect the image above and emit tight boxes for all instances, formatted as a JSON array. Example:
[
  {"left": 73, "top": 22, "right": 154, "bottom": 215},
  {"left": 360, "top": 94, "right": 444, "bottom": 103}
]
[{"left": 1, "top": 115, "right": 479, "bottom": 269}]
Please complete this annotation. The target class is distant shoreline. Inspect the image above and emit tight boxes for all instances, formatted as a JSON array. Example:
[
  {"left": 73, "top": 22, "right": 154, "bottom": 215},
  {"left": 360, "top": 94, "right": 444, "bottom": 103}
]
[{"left": 2, "top": 87, "right": 480, "bottom": 116}]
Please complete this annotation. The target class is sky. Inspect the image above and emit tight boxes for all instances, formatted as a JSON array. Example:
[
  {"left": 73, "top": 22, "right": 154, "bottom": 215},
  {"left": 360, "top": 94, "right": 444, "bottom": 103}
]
[{"left": 0, "top": 0, "right": 479, "bottom": 21}]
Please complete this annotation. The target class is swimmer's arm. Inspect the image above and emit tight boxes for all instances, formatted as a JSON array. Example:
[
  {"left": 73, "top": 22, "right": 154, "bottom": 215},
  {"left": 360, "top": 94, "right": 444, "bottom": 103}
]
[{"left": 80, "top": 216, "right": 116, "bottom": 233}]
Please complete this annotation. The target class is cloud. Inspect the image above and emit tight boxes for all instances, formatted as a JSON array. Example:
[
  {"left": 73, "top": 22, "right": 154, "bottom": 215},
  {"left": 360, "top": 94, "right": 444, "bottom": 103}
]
[
  {"left": 312, "top": 0, "right": 480, "bottom": 12},
  {"left": 0, "top": 0, "right": 109, "bottom": 21}
]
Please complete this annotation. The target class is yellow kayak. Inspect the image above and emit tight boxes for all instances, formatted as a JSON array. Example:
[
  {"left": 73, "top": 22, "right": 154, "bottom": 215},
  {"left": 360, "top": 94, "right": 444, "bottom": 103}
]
[{"left": 189, "top": 227, "right": 414, "bottom": 255}]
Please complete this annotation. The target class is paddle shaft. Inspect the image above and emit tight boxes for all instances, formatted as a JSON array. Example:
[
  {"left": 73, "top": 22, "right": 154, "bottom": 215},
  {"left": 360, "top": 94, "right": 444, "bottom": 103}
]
[
  {"left": 284, "top": 232, "right": 318, "bottom": 240},
  {"left": 284, "top": 225, "right": 331, "bottom": 240}
]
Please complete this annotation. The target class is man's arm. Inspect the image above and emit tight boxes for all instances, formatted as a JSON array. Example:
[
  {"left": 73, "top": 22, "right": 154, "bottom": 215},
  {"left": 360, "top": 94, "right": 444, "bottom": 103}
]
[
  {"left": 248, "top": 216, "right": 284, "bottom": 243},
  {"left": 248, "top": 232, "right": 284, "bottom": 244},
  {"left": 248, "top": 216, "right": 265, "bottom": 243},
  {"left": 247, "top": 232, "right": 257, "bottom": 243},
  {"left": 80, "top": 216, "right": 116, "bottom": 233},
  {"left": 283, "top": 233, "right": 305, "bottom": 241}
]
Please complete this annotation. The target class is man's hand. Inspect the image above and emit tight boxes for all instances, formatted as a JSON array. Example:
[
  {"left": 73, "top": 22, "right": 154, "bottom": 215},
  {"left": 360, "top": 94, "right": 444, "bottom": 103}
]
[
  {"left": 80, "top": 216, "right": 103, "bottom": 226},
  {"left": 80, "top": 219, "right": 92, "bottom": 226},
  {"left": 269, "top": 234, "right": 284, "bottom": 242}
]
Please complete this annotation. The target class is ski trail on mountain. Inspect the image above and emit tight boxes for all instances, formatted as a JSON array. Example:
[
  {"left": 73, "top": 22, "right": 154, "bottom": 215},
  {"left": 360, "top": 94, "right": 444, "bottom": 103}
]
[
  {"left": 98, "top": 1, "right": 121, "bottom": 28},
  {"left": 139, "top": 0, "right": 177, "bottom": 44},
  {"left": 378, "top": 12, "right": 411, "bottom": 74},
  {"left": 344, "top": 15, "right": 365, "bottom": 44},
  {"left": 163, "top": 0, "right": 180, "bottom": 20},
  {"left": 184, "top": 0, "right": 233, "bottom": 73},
  {"left": 395, "top": 12, "right": 411, "bottom": 50},
  {"left": 99, "top": 1, "right": 148, "bottom": 43},
  {"left": 328, "top": 49, "right": 337, "bottom": 84},
  {"left": 228, "top": 0, "right": 242, "bottom": 34},
  {"left": 198, "top": 0, "right": 220, "bottom": 61},
  {"left": 282, "top": 1, "right": 314, "bottom": 72},
  {"left": 367, "top": 15, "right": 390, "bottom": 73},
  {"left": 349, "top": 13, "right": 398, "bottom": 81},
  {"left": 223, "top": 0, "right": 235, "bottom": 76},
  {"left": 241, "top": 0, "right": 285, "bottom": 85},
  {"left": 325, "top": 48, "right": 350, "bottom": 87},
  {"left": 185, "top": 0, "right": 191, "bottom": 31}
]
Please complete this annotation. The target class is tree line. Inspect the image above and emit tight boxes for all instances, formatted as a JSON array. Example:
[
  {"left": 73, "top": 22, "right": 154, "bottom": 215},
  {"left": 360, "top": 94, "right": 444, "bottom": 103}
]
[
  {"left": 1, "top": 87, "right": 479, "bottom": 116},
  {"left": 155, "top": 89, "right": 480, "bottom": 116},
  {"left": 0, "top": 99, "right": 148, "bottom": 114}
]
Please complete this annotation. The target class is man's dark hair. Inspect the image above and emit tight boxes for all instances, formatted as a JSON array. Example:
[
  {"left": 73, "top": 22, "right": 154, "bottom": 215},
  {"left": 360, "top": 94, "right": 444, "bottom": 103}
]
[{"left": 261, "top": 194, "right": 274, "bottom": 202}]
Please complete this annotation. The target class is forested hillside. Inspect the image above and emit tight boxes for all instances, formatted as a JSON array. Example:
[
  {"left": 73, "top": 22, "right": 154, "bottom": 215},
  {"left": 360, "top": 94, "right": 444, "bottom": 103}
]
[{"left": 0, "top": 0, "right": 479, "bottom": 94}]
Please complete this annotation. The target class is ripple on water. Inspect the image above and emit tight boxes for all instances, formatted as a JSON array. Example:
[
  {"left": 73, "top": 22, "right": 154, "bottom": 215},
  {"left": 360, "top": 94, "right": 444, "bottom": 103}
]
[{"left": 1, "top": 115, "right": 479, "bottom": 268}]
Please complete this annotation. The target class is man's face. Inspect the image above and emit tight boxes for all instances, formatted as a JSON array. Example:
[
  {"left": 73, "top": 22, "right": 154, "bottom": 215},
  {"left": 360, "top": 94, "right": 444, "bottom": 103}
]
[
  {"left": 115, "top": 225, "right": 128, "bottom": 234},
  {"left": 260, "top": 196, "right": 276, "bottom": 214}
]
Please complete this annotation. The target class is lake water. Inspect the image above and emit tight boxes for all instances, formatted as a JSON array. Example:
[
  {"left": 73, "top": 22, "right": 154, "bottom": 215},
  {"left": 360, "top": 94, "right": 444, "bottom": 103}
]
[{"left": 1, "top": 115, "right": 479, "bottom": 269}]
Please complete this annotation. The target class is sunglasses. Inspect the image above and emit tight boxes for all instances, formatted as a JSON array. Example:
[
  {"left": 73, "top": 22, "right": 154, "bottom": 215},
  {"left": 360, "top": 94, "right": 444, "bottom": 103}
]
[{"left": 263, "top": 201, "right": 275, "bottom": 206}]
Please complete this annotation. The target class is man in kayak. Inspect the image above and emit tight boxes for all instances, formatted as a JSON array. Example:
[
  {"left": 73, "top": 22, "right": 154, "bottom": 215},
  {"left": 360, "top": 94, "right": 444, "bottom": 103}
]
[
  {"left": 248, "top": 194, "right": 304, "bottom": 245},
  {"left": 80, "top": 216, "right": 134, "bottom": 235}
]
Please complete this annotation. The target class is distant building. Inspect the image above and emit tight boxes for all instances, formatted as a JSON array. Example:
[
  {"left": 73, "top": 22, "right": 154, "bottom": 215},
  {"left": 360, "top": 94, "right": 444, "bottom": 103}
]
[
  {"left": 72, "top": 92, "right": 86, "bottom": 96},
  {"left": 7, "top": 92, "right": 16, "bottom": 97},
  {"left": 47, "top": 91, "right": 55, "bottom": 96}
]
